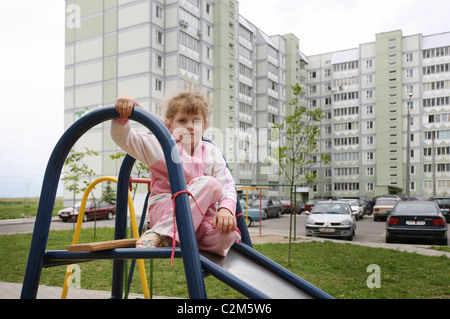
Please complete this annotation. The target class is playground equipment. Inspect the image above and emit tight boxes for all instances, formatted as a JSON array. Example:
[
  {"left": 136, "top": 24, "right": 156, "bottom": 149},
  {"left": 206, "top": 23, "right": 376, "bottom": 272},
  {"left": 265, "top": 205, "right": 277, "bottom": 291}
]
[
  {"left": 61, "top": 176, "right": 150, "bottom": 299},
  {"left": 20, "top": 106, "right": 333, "bottom": 299}
]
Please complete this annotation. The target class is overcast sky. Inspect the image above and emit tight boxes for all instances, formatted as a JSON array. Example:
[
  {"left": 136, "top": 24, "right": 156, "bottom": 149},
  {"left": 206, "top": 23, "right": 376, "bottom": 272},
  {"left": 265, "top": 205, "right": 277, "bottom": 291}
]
[{"left": 0, "top": 0, "right": 449, "bottom": 198}]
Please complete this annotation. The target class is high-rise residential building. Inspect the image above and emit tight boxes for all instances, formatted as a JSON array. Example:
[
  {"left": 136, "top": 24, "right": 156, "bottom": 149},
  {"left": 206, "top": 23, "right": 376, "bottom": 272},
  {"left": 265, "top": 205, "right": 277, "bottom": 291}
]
[
  {"left": 64, "top": 0, "right": 303, "bottom": 204},
  {"left": 307, "top": 30, "right": 450, "bottom": 200},
  {"left": 64, "top": 1, "right": 450, "bottom": 205}
]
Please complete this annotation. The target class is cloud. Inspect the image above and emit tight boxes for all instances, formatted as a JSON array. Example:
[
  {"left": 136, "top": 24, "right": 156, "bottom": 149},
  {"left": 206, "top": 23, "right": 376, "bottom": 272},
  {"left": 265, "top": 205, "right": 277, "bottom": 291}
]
[
  {"left": 238, "top": 0, "right": 450, "bottom": 55},
  {"left": 0, "top": 0, "right": 65, "bottom": 197}
]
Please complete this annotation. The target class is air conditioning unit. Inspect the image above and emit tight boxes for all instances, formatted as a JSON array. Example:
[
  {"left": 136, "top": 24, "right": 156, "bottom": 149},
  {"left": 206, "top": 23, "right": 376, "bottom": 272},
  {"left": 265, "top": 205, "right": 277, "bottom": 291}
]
[{"left": 179, "top": 19, "right": 188, "bottom": 28}]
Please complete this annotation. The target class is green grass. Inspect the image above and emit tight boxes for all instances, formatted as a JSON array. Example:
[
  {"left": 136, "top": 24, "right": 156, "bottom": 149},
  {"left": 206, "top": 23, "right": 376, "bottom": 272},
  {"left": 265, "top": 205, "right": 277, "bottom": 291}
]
[
  {"left": 0, "top": 227, "right": 448, "bottom": 299},
  {"left": 0, "top": 197, "right": 64, "bottom": 220}
]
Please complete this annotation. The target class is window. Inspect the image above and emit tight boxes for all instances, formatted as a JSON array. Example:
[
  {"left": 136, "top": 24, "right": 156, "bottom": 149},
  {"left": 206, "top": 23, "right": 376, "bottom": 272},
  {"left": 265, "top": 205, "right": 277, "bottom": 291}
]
[
  {"left": 155, "top": 79, "right": 162, "bottom": 91},
  {"left": 423, "top": 96, "right": 450, "bottom": 108},
  {"left": 269, "top": 80, "right": 278, "bottom": 91},
  {"left": 333, "top": 61, "right": 359, "bottom": 72},
  {"left": 423, "top": 46, "right": 450, "bottom": 59},
  {"left": 180, "top": 55, "right": 200, "bottom": 75},
  {"left": 180, "top": 31, "right": 199, "bottom": 52},
  {"left": 156, "top": 5, "right": 163, "bottom": 19},
  {"left": 155, "top": 30, "right": 163, "bottom": 44},
  {"left": 333, "top": 91, "right": 359, "bottom": 101},
  {"left": 180, "top": 8, "right": 200, "bottom": 29},
  {"left": 406, "top": 53, "right": 414, "bottom": 62},
  {"left": 333, "top": 152, "right": 359, "bottom": 161},
  {"left": 334, "top": 182, "right": 359, "bottom": 191},
  {"left": 239, "top": 44, "right": 252, "bottom": 60},
  {"left": 423, "top": 63, "right": 450, "bottom": 75},
  {"left": 239, "top": 83, "right": 252, "bottom": 97},
  {"left": 155, "top": 55, "right": 163, "bottom": 68},
  {"left": 406, "top": 69, "right": 414, "bottom": 78},
  {"left": 407, "top": 85, "right": 414, "bottom": 95},
  {"left": 239, "top": 25, "right": 252, "bottom": 42}
]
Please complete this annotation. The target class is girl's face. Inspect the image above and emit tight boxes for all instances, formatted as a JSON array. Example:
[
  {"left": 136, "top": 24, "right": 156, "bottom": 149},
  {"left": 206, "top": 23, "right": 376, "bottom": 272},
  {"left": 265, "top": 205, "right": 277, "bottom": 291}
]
[{"left": 166, "top": 109, "right": 205, "bottom": 151}]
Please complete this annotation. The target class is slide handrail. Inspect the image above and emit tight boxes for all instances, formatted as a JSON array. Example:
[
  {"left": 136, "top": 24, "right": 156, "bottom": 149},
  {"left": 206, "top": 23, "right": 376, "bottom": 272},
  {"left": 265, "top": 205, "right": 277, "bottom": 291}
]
[{"left": 21, "top": 106, "right": 206, "bottom": 299}]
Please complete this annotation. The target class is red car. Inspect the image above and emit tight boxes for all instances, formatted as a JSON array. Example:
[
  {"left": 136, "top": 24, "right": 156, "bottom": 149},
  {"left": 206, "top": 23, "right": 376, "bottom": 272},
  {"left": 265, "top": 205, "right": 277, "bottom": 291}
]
[
  {"left": 58, "top": 200, "right": 116, "bottom": 222},
  {"left": 280, "top": 198, "right": 304, "bottom": 214},
  {"left": 305, "top": 198, "right": 327, "bottom": 212}
]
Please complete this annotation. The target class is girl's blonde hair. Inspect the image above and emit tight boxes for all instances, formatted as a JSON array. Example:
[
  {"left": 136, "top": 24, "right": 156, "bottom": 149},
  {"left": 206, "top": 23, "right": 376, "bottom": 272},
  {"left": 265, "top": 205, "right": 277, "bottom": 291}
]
[{"left": 164, "top": 91, "right": 212, "bottom": 128}]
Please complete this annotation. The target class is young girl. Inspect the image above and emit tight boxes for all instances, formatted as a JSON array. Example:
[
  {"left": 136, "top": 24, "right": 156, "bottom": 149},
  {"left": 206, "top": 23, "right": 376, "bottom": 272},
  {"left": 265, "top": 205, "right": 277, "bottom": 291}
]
[{"left": 111, "top": 91, "right": 240, "bottom": 257}]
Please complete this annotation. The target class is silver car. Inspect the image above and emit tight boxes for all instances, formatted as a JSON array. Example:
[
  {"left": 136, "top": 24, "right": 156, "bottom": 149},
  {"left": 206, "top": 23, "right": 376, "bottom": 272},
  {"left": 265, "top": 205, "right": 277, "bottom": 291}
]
[
  {"left": 305, "top": 201, "right": 356, "bottom": 241},
  {"left": 341, "top": 199, "right": 364, "bottom": 220}
]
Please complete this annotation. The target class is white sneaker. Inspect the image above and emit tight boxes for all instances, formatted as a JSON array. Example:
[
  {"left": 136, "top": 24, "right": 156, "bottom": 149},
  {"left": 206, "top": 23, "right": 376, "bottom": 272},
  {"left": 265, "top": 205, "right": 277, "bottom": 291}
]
[{"left": 136, "top": 230, "right": 169, "bottom": 248}]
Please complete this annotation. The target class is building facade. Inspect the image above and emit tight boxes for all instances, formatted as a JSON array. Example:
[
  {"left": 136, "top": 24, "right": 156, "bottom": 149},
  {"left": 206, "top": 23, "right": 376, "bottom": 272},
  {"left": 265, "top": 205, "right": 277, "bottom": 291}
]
[
  {"left": 64, "top": 0, "right": 305, "bottom": 204},
  {"left": 307, "top": 30, "right": 450, "bottom": 200},
  {"left": 64, "top": 0, "right": 450, "bottom": 205}
]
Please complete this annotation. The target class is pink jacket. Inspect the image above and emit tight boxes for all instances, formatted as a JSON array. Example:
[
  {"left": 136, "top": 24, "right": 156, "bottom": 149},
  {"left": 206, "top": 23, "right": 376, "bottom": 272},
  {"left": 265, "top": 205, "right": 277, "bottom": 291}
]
[{"left": 111, "top": 120, "right": 237, "bottom": 215}]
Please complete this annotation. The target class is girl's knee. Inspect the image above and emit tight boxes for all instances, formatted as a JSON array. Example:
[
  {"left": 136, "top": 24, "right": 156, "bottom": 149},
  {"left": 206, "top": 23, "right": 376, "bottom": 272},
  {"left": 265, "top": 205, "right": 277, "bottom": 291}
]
[
  {"left": 192, "top": 176, "right": 221, "bottom": 197},
  {"left": 208, "top": 177, "right": 222, "bottom": 196}
]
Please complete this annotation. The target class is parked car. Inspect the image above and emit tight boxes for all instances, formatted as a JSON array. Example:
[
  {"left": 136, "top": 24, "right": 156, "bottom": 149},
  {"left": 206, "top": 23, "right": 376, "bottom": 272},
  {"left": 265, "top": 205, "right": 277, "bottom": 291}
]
[
  {"left": 373, "top": 197, "right": 400, "bottom": 221},
  {"left": 58, "top": 200, "right": 116, "bottom": 222},
  {"left": 428, "top": 196, "right": 450, "bottom": 222},
  {"left": 249, "top": 197, "right": 283, "bottom": 219},
  {"left": 304, "top": 198, "right": 326, "bottom": 212},
  {"left": 279, "top": 198, "right": 304, "bottom": 215},
  {"left": 239, "top": 199, "right": 262, "bottom": 227},
  {"left": 341, "top": 199, "right": 364, "bottom": 220},
  {"left": 305, "top": 201, "right": 356, "bottom": 241},
  {"left": 386, "top": 201, "right": 448, "bottom": 245},
  {"left": 359, "top": 196, "right": 374, "bottom": 215}
]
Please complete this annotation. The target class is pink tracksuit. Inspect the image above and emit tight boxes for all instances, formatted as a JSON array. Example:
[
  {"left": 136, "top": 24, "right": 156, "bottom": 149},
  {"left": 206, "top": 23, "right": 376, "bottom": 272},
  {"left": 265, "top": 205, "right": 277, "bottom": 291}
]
[{"left": 111, "top": 120, "right": 241, "bottom": 256}]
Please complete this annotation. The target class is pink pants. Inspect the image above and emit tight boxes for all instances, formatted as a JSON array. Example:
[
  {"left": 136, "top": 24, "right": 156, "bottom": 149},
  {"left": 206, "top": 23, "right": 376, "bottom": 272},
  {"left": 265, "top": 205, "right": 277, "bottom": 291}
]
[{"left": 149, "top": 176, "right": 240, "bottom": 256}]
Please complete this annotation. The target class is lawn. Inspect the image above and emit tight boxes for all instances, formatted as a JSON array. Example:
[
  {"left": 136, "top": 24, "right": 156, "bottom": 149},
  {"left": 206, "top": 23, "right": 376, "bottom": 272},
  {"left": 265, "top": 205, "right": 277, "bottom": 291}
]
[
  {"left": 0, "top": 227, "right": 448, "bottom": 299},
  {"left": 0, "top": 197, "right": 64, "bottom": 220}
]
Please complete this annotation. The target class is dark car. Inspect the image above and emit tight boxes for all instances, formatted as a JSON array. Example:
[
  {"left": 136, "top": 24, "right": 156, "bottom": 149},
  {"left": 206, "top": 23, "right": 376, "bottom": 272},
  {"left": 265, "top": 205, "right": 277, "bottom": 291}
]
[
  {"left": 386, "top": 201, "right": 447, "bottom": 245},
  {"left": 304, "top": 198, "right": 326, "bottom": 212},
  {"left": 279, "top": 198, "right": 304, "bottom": 215},
  {"left": 249, "top": 197, "right": 283, "bottom": 219},
  {"left": 429, "top": 196, "right": 450, "bottom": 222},
  {"left": 58, "top": 200, "right": 116, "bottom": 222}
]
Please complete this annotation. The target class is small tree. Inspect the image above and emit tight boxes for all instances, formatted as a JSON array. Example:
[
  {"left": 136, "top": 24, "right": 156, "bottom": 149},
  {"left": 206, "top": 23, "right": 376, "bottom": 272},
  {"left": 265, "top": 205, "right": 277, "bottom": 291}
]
[
  {"left": 62, "top": 147, "right": 99, "bottom": 236},
  {"left": 266, "top": 84, "right": 330, "bottom": 265},
  {"left": 101, "top": 181, "right": 116, "bottom": 205}
]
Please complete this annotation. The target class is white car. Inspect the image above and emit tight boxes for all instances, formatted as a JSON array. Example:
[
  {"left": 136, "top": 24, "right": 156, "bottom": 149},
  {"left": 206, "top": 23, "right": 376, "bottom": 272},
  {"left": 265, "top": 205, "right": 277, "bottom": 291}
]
[
  {"left": 373, "top": 197, "right": 400, "bottom": 221},
  {"left": 305, "top": 201, "right": 356, "bottom": 241},
  {"left": 341, "top": 199, "right": 364, "bottom": 220}
]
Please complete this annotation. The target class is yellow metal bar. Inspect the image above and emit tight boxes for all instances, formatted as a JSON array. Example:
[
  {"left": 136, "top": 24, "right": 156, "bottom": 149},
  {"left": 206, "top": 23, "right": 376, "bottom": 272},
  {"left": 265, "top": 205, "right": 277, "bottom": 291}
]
[{"left": 61, "top": 176, "right": 150, "bottom": 299}]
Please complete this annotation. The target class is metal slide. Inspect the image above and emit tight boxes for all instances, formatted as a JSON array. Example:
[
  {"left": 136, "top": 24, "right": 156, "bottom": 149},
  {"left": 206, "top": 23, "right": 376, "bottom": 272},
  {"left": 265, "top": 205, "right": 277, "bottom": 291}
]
[{"left": 200, "top": 243, "right": 333, "bottom": 299}]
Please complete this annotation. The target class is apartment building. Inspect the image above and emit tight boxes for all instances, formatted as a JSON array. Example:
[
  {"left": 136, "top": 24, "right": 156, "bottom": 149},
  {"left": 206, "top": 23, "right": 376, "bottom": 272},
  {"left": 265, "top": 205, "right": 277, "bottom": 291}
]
[
  {"left": 64, "top": 1, "right": 450, "bottom": 204},
  {"left": 64, "top": 0, "right": 303, "bottom": 204},
  {"left": 307, "top": 30, "right": 450, "bottom": 199}
]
